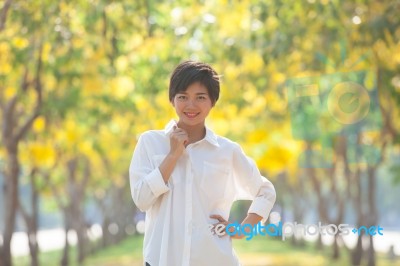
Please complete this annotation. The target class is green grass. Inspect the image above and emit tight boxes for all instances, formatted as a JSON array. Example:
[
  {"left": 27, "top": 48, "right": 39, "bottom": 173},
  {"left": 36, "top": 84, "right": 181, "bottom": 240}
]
[
  {"left": 233, "top": 235, "right": 400, "bottom": 266},
  {"left": 83, "top": 237, "right": 143, "bottom": 266},
  {"left": 13, "top": 235, "right": 400, "bottom": 266},
  {"left": 14, "top": 246, "right": 79, "bottom": 266}
]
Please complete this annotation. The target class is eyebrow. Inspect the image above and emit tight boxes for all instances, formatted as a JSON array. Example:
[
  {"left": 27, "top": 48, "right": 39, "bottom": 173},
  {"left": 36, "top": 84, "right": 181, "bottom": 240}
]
[{"left": 177, "top": 92, "right": 209, "bottom": 95}]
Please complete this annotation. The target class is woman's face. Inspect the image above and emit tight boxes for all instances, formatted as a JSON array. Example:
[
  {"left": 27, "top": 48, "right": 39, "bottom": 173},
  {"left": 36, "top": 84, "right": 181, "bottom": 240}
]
[{"left": 172, "top": 82, "right": 213, "bottom": 127}]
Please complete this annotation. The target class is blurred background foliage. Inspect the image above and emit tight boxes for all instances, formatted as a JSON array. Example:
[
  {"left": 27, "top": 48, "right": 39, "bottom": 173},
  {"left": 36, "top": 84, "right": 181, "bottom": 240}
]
[{"left": 0, "top": 0, "right": 399, "bottom": 266}]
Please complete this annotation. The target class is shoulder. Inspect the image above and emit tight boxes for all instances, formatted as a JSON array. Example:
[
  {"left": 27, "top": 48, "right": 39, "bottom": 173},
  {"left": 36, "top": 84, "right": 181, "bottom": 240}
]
[
  {"left": 138, "top": 130, "right": 167, "bottom": 144},
  {"left": 215, "top": 135, "right": 242, "bottom": 152}
]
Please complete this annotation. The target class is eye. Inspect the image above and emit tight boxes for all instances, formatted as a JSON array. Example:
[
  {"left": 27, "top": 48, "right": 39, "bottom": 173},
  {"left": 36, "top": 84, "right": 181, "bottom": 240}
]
[
  {"left": 197, "top": 95, "right": 207, "bottom": 100},
  {"left": 177, "top": 95, "right": 187, "bottom": 100}
]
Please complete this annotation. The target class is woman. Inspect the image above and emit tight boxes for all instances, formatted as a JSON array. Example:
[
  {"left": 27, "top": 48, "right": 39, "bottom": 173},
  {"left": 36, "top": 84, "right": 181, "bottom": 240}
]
[{"left": 129, "top": 60, "right": 276, "bottom": 266}]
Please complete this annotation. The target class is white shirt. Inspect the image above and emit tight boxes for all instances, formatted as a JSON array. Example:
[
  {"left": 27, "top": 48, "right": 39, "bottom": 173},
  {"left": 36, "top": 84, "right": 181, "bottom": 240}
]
[{"left": 129, "top": 120, "right": 276, "bottom": 266}]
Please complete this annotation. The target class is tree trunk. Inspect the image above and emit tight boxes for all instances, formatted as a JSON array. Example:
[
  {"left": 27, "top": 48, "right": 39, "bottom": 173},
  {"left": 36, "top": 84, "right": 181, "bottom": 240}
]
[
  {"left": 101, "top": 217, "right": 111, "bottom": 248},
  {"left": 331, "top": 193, "right": 345, "bottom": 260},
  {"left": 366, "top": 166, "right": 378, "bottom": 266},
  {"left": 0, "top": 44, "right": 43, "bottom": 266},
  {"left": 66, "top": 157, "right": 90, "bottom": 264},
  {"left": 351, "top": 136, "right": 364, "bottom": 266},
  {"left": 315, "top": 234, "right": 323, "bottom": 250},
  {"left": 76, "top": 222, "right": 88, "bottom": 264},
  {"left": 304, "top": 142, "right": 332, "bottom": 253},
  {"left": 351, "top": 234, "right": 363, "bottom": 266},
  {"left": 48, "top": 157, "right": 90, "bottom": 265},
  {"left": 60, "top": 208, "right": 71, "bottom": 266},
  {"left": 1, "top": 144, "right": 20, "bottom": 266},
  {"left": 19, "top": 169, "right": 40, "bottom": 266},
  {"left": 26, "top": 230, "right": 39, "bottom": 266},
  {"left": 332, "top": 235, "right": 339, "bottom": 260},
  {"left": 367, "top": 235, "right": 375, "bottom": 266},
  {"left": 0, "top": 0, "right": 12, "bottom": 32},
  {"left": 60, "top": 229, "right": 70, "bottom": 266},
  {"left": 289, "top": 182, "right": 305, "bottom": 247}
]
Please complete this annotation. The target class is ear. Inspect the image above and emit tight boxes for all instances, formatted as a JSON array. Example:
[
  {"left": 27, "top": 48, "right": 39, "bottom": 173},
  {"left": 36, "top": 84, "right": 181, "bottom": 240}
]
[{"left": 171, "top": 99, "right": 175, "bottom": 107}]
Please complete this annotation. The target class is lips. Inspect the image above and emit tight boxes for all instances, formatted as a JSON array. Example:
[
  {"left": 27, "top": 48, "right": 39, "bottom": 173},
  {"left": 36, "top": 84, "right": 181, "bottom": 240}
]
[{"left": 184, "top": 112, "right": 200, "bottom": 118}]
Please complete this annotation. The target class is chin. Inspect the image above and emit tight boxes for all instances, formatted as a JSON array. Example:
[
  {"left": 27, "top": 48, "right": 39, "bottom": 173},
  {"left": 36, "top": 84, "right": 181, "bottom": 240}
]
[{"left": 179, "top": 117, "right": 204, "bottom": 126}]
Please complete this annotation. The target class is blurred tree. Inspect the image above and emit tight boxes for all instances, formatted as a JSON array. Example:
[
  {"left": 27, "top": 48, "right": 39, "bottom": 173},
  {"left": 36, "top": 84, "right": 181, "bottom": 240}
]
[
  {"left": 0, "top": 1, "right": 399, "bottom": 266},
  {"left": 0, "top": 9, "right": 44, "bottom": 266}
]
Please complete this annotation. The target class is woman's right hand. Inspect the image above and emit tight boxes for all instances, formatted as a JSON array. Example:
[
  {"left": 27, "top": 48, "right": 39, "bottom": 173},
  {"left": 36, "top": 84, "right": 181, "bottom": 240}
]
[
  {"left": 169, "top": 126, "right": 188, "bottom": 157},
  {"left": 159, "top": 126, "right": 188, "bottom": 183}
]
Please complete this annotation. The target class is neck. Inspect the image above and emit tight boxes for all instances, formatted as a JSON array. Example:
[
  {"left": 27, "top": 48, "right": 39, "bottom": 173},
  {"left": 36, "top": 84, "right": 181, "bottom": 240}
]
[{"left": 177, "top": 121, "right": 206, "bottom": 144}]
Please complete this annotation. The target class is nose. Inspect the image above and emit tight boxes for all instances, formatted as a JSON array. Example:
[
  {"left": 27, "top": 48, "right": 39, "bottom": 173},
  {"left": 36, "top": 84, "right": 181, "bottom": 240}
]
[{"left": 186, "top": 99, "right": 197, "bottom": 107}]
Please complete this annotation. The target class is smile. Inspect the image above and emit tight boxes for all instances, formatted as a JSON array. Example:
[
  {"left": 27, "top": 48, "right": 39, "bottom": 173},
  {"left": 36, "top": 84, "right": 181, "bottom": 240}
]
[{"left": 184, "top": 112, "right": 200, "bottom": 118}]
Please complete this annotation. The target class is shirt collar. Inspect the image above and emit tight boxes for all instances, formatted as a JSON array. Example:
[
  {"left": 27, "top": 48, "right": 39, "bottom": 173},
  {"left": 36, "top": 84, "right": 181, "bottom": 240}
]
[
  {"left": 164, "top": 120, "right": 177, "bottom": 137},
  {"left": 164, "top": 120, "right": 220, "bottom": 147}
]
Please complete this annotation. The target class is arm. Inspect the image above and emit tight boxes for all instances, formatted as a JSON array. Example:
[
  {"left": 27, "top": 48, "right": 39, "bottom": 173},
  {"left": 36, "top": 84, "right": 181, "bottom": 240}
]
[
  {"left": 231, "top": 143, "right": 276, "bottom": 221},
  {"left": 210, "top": 213, "right": 262, "bottom": 239},
  {"left": 129, "top": 133, "right": 170, "bottom": 211},
  {"left": 237, "top": 213, "right": 263, "bottom": 239},
  {"left": 210, "top": 144, "right": 276, "bottom": 239},
  {"left": 129, "top": 128, "right": 188, "bottom": 211},
  {"left": 158, "top": 126, "right": 188, "bottom": 183}
]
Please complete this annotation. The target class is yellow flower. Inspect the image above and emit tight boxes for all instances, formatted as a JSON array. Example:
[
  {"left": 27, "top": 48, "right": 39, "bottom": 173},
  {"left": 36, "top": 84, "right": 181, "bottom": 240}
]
[
  {"left": 0, "top": 63, "right": 11, "bottom": 74},
  {"left": 12, "top": 37, "right": 29, "bottom": 49},
  {"left": 33, "top": 117, "right": 46, "bottom": 133},
  {"left": 242, "top": 52, "right": 263, "bottom": 75},
  {"left": 4, "top": 87, "right": 16, "bottom": 100},
  {"left": 27, "top": 142, "right": 56, "bottom": 168}
]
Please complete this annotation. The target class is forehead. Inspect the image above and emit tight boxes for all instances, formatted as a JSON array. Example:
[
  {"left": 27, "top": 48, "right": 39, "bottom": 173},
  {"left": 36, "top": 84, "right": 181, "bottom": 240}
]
[{"left": 178, "top": 82, "right": 209, "bottom": 94}]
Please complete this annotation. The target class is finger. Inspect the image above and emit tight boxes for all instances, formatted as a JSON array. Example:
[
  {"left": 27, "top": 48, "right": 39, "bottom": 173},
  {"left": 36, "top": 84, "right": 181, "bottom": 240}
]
[
  {"left": 210, "top": 214, "right": 225, "bottom": 222},
  {"left": 171, "top": 132, "right": 188, "bottom": 140},
  {"left": 174, "top": 131, "right": 188, "bottom": 136},
  {"left": 173, "top": 126, "right": 185, "bottom": 133},
  {"left": 172, "top": 129, "right": 187, "bottom": 136},
  {"left": 212, "top": 222, "right": 227, "bottom": 229},
  {"left": 173, "top": 135, "right": 188, "bottom": 142},
  {"left": 172, "top": 133, "right": 188, "bottom": 140},
  {"left": 174, "top": 127, "right": 188, "bottom": 134},
  {"left": 210, "top": 214, "right": 223, "bottom": 220}
]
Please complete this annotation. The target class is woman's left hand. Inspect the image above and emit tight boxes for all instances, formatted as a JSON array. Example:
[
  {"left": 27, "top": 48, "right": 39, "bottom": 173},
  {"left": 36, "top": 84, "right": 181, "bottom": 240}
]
[{"left": 210, "top": 214, "right": 243, "bottom": 239}]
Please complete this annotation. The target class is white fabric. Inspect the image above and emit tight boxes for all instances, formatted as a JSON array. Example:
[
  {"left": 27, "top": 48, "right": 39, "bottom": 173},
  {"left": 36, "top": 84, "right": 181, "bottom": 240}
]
[{"left": 129, "top": 120, "right": 276, "bottom": 266}]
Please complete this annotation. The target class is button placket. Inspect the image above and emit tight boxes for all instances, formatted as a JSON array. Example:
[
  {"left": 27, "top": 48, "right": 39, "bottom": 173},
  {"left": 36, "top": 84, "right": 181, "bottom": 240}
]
[{"left": 182, "top": 157, "right": 193, "bottom": 266}]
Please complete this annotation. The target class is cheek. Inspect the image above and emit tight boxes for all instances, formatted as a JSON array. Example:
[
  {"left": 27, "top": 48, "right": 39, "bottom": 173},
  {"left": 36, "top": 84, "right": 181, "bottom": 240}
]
[
  {"left": 201, "top": 104, "right": 212, "bottom": 114},
  {"left": 173, "top": 101, "right": 184, "bottom": 111}
]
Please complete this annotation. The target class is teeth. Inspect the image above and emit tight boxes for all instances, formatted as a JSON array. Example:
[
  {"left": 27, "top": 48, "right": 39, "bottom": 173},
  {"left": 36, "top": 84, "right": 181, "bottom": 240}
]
[{"left": 185, "top": 112, "right": 198, "bottom": 117}]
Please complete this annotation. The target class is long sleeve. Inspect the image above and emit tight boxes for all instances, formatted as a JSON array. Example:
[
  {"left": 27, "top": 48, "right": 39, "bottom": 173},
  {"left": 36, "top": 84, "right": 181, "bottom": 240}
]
[
  {"left": 231, "top": 143, "right": 276, "bottom": 220},
  {"left": 129, "top": 133, "right": 170, "bottom": 212}
]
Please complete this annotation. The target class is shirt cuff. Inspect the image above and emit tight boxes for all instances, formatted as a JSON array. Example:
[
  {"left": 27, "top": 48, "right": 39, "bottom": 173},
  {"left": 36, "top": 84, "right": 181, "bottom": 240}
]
[
  {"left": 248, "top": 198, "right": 274, "bottom": 221},
  {"left": 145, "top": 167, "right": 170, "bottom": 197}
]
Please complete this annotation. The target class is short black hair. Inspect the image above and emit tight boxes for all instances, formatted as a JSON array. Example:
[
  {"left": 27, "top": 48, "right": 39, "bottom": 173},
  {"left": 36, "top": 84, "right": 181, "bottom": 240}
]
[{"left": 169, "top": 60, "right": 220, "bottom": 105}]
